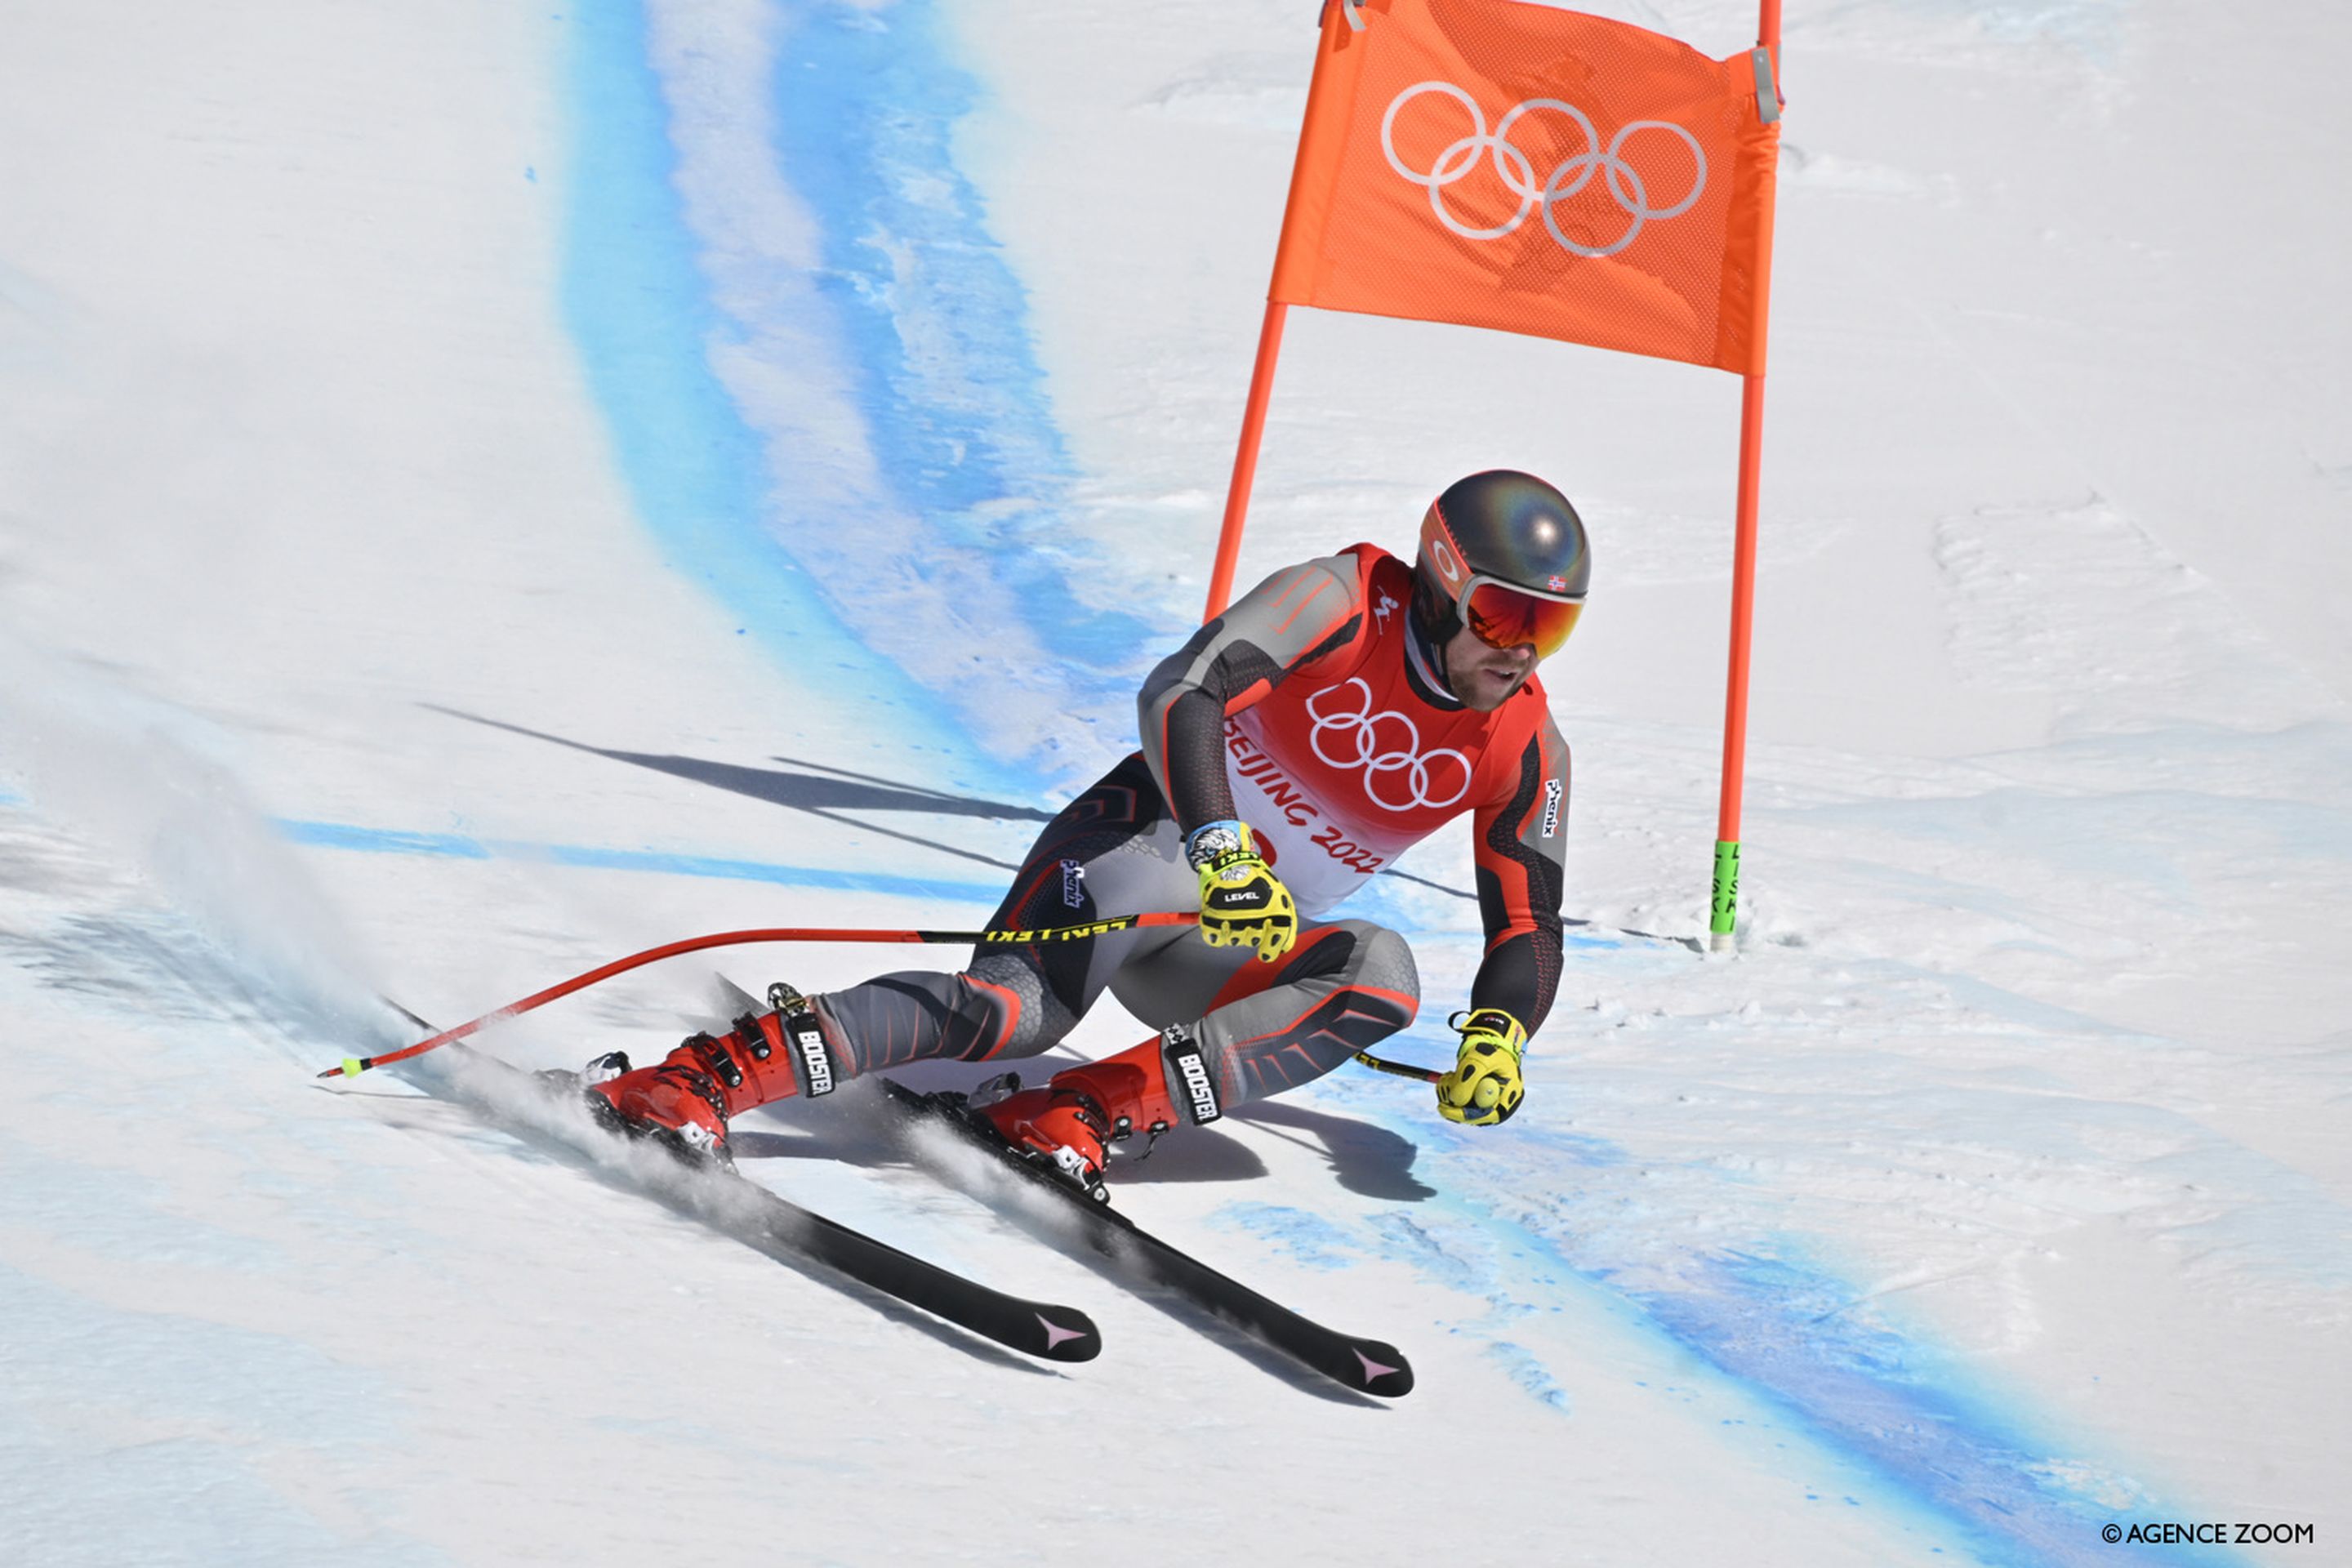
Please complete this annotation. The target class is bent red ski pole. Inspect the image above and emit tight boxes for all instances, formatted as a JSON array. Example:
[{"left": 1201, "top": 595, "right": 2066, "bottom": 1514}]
[{"left": 318, "top": 913, "right": 1200, "bottom": 1080}]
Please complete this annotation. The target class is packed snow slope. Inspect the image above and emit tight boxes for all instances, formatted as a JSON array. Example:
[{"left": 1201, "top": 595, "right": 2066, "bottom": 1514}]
[{"left": 2, "top": 2, "right": 2346, "bottom": 1565}]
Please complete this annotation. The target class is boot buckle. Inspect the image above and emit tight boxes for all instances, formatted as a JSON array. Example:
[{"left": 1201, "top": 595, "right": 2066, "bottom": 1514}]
[
  {"left": 581, "top": 1050, "right": 631, "bottom": 1085},
  {"left": 970, "top": 1071, "right": 1022, "bottom": 1107},
  {"left": 682, "top": 1031, "right": 742, "bottom": 1089},
  {"left": 730, "top": 1013, "right": 772, "bottom": 1062}
]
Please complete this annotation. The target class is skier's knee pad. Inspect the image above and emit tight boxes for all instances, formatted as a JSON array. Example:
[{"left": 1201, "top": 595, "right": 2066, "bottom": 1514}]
[
  {"left": 960, "top": 952, "right": 1080, "bottom": 1060},
  {"left": 1292, "top": 920, "right": 1419, "bottom": 1031},
  {"left": 1347, "top": 924, "right": 1421, "bottom": 1027}
]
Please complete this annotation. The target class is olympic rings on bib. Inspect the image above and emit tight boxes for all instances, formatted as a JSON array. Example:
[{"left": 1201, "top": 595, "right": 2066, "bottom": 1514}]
[
  {"left": 1306, "top": 678, "right": 1474, "bottom": 813},
  {"left": 1379, "top": 81, "right": 1707, "bottom": 259}
]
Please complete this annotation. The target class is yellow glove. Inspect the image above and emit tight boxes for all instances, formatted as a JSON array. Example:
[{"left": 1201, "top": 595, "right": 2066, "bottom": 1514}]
[
  {"left": 1436, "top": 1008, "right": 1527, "bottom": 1126},
  {"left": 1184, "top": 820, "right": 1298, "bottom": 964}
]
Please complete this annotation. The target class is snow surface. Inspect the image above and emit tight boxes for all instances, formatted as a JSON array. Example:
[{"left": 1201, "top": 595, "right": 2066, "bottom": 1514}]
[{"left": 2, "top": 0, "right": 2347, "bottom": 1564}]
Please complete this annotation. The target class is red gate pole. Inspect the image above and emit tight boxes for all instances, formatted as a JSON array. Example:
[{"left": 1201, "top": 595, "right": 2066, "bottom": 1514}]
[
  {"left": 1201, "top": 300, "right": 1290, "bottom": 621},
  {"left": 1711, "top": 0, "right": 1783, "bottom": 951}
]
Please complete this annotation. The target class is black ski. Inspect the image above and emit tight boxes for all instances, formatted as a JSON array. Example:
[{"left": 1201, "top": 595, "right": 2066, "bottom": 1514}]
[
  {"left": 874, "top": 1077, "right": 1414, "bottom": 1398},
  {"left": 376, "top": 1004, "right": 1100, "bottom": 1365}
]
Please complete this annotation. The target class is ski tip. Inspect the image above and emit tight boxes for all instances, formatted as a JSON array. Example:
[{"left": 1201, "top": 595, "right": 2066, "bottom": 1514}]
[
  {"left": 1033, "top": 1309, "right": 1102, "bottom": 1363},
  {"left": 1348, "top": 1340, "right": 1415, "bottom": 1398}
]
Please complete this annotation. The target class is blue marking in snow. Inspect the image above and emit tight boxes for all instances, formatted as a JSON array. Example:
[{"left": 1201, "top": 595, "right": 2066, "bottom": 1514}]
[
  {"left": 273, "top": 817, "right": 1000, "bottom": 905},
  {"left": 764, "top": 0, "right": 1157, "bottom": 691},
  {"left": 1, "top": 1144, "right": 293, "bottom": 1274},
  {"left": 1459, "top": 1202, "right": 2232, "bottom": 1568},
  {"left": 560, "top": 0, "right": 1156, "bottom": 795},
  {"left": 1212, "top": 1201, "right": 1359, "bottom": 1272},
  {"left": 274, "top": 822, "right": 494, "bottom": 861},
  {"left": 560, "top": 0, "right": 1015, "bottom": 791},
  {"left": 1607, "top": 1247, "right": 2230, "bottom": 1568},
  {"left": 1910, "top": 0, "right": 2135, "bottom": 69},
  {"left": 0, "top": 1260, "right": 444, "bottom": 1566},
  {"left": 525, "top": 839, "right": 996, "bottom": 902},
  {"left": 1308, "top": 1085, "right": 2227, "bottom": 1564},
  {"left": 1484, "top": 1340, "right": 1574, "bottom": 1412}
]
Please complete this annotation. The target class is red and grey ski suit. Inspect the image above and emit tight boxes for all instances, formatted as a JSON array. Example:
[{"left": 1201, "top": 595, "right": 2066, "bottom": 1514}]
[{"left": 804, "top": 544, "right": 1570, "bottom": 1107}]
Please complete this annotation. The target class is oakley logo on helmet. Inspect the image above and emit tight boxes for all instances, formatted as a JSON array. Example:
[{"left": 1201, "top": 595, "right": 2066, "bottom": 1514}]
[
  {"left": 1307, "top": 677, "right": 1474, "bottom": 813},
  {"left": 1426, "top": 532, "right": 1467, "bottom": 590}
]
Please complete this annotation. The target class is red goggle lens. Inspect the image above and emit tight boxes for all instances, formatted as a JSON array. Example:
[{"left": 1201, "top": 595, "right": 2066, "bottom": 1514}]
[{"left": 1464, "top": 582, "right": 1584, "bottom": 658}]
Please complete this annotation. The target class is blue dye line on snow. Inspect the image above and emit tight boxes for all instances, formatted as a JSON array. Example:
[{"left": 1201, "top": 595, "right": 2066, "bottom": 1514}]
[
  {"left": 561, "top": 0, "right": 1155, "bottom": 795},
  {"left": 0, "top": 1260, "right": 446, "bottom": 1567},
  {"left": 764, "top": 0, "right": 1158, "bottom": 688},
  {"left": 274, "top": 817, "right": 1000, "bottom": 906},
  {"left": 1616, "top": 1249, "right": 2177, "bottom": 1567},
  {"left": 560, "top": 0, "right": 1027, "bottom": 799},
  {"left": 1379, "top": 1112, "right": 2241, "bottom": 1568}
]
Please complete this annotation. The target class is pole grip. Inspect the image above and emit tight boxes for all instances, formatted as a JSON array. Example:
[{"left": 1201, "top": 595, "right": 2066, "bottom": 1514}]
[{"left": 1351, "top": 1049, "right": 1444, "bottom": 1084}]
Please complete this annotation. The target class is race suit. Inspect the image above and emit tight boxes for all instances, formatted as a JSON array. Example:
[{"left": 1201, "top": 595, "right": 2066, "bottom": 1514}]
[{"left": 803, "top": 544, "right": 1570, "bottom": 1108}]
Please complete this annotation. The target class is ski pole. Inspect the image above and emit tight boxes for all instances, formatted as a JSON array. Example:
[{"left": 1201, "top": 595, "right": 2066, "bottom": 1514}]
[
  {"left": 318, "top": 913, "right": 1200, "bottom": 1080},
  {"left": 1350, "top": 1049, "right": 1444, "bottom": 1084}
]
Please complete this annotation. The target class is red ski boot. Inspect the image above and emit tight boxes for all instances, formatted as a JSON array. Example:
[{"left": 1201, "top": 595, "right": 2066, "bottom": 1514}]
[
  {"left": 974, "top": 1025, "right": 1222, "bottom": 1190},
  {"left": 587, "top": 984, "right": 838, "bottom": 1160}
]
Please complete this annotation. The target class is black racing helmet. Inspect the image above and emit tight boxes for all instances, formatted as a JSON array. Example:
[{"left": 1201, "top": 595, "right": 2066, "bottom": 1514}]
[{"left": 1414, "top": 470, "right": 1591, "bottom": 658}]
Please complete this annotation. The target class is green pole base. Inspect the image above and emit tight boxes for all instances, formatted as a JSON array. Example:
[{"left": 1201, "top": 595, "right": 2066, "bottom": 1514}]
[{"left": 1709, "top": 839, "right": 1741, "bottom": 949}]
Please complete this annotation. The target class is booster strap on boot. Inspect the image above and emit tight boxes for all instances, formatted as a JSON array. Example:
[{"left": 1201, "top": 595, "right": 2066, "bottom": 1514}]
[
  {"left": 1160, "top": 1025, "right": 1222, "bottom": 1125},
  {"left": 769, "top": 985, "right": 838, "bottom": 1098}
]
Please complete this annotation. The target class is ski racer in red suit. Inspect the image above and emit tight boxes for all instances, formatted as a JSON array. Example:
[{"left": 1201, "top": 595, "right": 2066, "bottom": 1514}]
[{"left": 590, "top": 470, "right": 1588, "bottom": 1190}]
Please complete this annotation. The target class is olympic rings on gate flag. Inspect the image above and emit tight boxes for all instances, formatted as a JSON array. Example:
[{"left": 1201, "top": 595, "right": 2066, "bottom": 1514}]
[
  {"left": 1379, "top": 81, "right": 1707, "bottom": 259},
  {"left": 1306, "top": 678, "right": 1473, "bottom": 813}
]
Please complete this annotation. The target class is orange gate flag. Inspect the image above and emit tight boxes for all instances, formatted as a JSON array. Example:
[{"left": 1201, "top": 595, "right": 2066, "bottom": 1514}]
[{"left": 1271, "top": 0, "right": 1781, "bottom": 376}]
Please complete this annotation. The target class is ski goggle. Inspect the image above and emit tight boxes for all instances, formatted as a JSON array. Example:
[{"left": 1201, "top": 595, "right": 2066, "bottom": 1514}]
[{"left": 1458, "top": 577, "right": 1584, "bottom": 659}]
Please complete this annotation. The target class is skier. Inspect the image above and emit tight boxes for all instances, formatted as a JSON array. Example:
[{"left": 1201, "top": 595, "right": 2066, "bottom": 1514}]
[{"left": 590, "top": 470, "right": 1586, "bottom": 1188}]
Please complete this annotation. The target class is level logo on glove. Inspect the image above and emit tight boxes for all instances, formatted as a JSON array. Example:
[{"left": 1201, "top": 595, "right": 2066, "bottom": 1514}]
[
  {"left": 1436, "top": 1008, "right": 1527, "bottom": 1126},
  {"left": 1184, "top": 820, "right": 1298, "bottom": 964}
]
